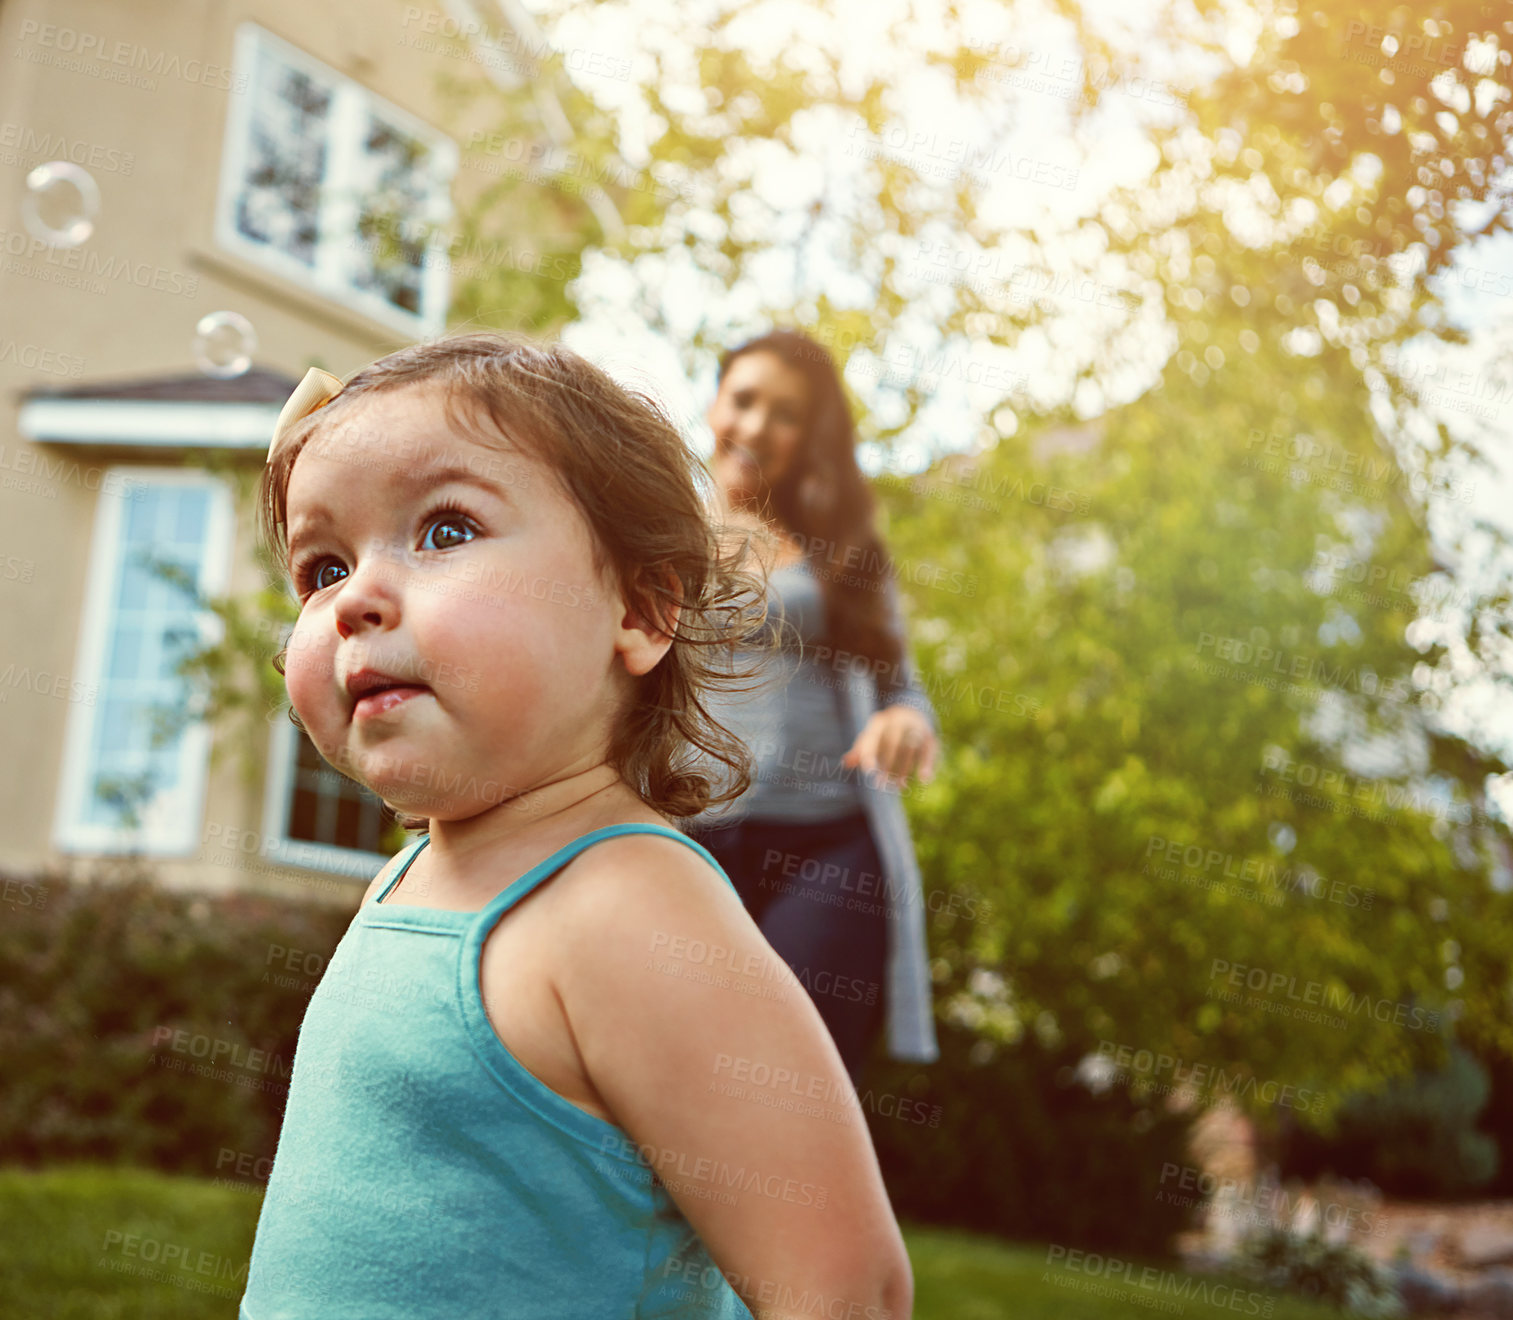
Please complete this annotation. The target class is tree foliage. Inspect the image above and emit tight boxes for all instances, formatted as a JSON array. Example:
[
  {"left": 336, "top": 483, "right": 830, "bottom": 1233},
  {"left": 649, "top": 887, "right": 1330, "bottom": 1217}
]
[{"left": 190, "top": 0, "right": 1513, "bottom": 1129}]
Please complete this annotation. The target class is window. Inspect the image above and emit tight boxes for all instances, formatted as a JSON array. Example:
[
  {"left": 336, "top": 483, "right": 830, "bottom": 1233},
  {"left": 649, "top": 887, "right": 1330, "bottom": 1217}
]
[
  {"left": 54, "top": 470, "right": 234, "bottom": 854},
  {"left": 216, "top": 23, "right": 458, "bottom": 335},
  {"left": 261, "top": 716, "right": 396, "bottom": 880}
]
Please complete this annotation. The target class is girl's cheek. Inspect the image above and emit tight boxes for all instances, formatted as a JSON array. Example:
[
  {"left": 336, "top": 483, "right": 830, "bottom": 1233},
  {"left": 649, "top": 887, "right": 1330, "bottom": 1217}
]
[{"left": 283, "top": 618, "right": 335, "bottom": 728}]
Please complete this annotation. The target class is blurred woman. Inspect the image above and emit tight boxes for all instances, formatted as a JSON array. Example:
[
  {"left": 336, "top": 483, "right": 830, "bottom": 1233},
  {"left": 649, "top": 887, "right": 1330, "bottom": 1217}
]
[{"left": 683, "top": 329, "right": 942, "bottom": 1084}]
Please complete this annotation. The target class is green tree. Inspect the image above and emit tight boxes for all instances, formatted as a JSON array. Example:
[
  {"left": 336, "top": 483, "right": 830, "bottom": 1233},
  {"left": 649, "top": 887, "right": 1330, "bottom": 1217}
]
[{"left": 186, "top": 0, "right": 1513, "bottom": 1128}]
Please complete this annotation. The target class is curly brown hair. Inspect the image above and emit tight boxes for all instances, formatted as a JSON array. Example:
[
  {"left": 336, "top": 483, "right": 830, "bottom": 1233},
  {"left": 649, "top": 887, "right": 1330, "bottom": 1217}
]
[{"left": 258, "top": 332, "right": 769, "bottom": 826}]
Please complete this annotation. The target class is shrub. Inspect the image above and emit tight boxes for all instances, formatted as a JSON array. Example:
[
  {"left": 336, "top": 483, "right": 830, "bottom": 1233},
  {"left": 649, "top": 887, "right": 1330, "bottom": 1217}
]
[
  {"left": 861, "top": 1022, "right": 1203, "bottom": 1258},
  {"left": 6, "top": 859, "right": 1201, "bottom": 1263},
  {"left": 0, "top": 861, "right": 350, "bottom": 1175},
  {"left": 1276, "top": 1042, "right": 1499, "bottom": 1199},
  {"left": 1240, "top": 1225, "right": 1404, "bottom": 1316}
]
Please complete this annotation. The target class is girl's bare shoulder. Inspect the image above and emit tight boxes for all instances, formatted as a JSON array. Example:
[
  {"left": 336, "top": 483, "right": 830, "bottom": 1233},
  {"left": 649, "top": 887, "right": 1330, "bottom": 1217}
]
[
  {"left": 531, "top": 830, "right": 767, "bottom": 985},
  {"left": 551, "top": 829, "right": 742, "bottom": 921}
]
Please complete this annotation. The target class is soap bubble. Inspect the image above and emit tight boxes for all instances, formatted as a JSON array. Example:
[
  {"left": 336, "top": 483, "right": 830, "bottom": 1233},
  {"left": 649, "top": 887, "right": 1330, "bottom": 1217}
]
[
  {"left": 192, "top": 311, "right": 258, "bottom": 379},
  {"left": 21, "top": 161, "right": 101, "bottom": 247}
]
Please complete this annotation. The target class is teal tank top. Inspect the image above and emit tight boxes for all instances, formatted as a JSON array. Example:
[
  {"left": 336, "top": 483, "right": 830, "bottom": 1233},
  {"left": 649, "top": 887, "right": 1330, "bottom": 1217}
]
[{"left": 239, "top": 823, "right": 756, "bottom": 1319}]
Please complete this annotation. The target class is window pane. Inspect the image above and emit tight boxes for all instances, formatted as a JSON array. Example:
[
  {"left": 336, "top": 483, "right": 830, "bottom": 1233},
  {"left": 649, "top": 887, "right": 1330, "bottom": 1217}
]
[
  {"left": 107, "top": 628, "right": 145, "bottom": 680},
  {"left": 82, "top": 486, "right": 216, "bottom": 832},
  {"left": 350, "top": 114, "right": 430, "bottom": 316},
  {"left": 284, "top": 729, "right": 390, "bottom": 855},
  {"left": 125, "top": 486, "right": 162, "bottom": 540},
  {"left": 235, "top": 49, "right": 331, "bottom": 267},
  {"left": 290, "top": 783, "right": 320, "bottom": 841},
  {"left": 173, "top": 492, "right": 206, "bottom": 544}
]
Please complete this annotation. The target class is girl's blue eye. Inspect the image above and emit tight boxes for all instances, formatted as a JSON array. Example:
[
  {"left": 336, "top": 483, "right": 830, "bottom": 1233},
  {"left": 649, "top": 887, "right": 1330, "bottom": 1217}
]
[
  {"left": 421, "top": 513, "right": 476, "bottom": 551},
  {"left": 311, "top": 559, "right": 347, "bottom": 591}
]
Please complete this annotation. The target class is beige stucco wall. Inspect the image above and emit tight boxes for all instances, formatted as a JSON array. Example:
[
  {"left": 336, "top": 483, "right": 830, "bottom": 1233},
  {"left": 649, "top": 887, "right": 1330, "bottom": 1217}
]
[{"left": 0, "top": 0, "right": 503, "bottom": 903}]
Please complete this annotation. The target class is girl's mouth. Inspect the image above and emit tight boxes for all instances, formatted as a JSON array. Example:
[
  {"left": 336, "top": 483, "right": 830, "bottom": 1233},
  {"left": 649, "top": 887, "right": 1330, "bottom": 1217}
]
[{"left": 352, "top": 686, "right": 430, "bottom": 720}]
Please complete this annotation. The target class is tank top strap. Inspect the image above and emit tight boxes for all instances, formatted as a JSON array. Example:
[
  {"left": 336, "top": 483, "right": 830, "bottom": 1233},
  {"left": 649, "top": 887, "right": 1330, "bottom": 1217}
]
[
  {"left": 375, "top": 823, "right": 734, "bottom": 913},
  {"left": 371, "top": 834, "right": 431, "bottom": 904},
  {"left": 481, "top": 822, "right": 737, "bottom": 922}
]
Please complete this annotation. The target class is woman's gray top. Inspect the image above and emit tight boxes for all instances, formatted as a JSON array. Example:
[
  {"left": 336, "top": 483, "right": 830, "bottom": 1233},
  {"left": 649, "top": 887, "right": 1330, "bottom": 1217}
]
[
  {"left": 693, "top": 557, "right": 866, "bottom": 824},
  {"left": 679, "top": 553, "right": 944, "bottom": 1065}
]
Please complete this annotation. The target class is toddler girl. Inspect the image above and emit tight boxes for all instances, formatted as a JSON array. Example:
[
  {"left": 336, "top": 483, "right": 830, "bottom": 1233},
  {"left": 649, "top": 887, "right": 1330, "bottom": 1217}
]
[{"left": 237, "top": 334, "right": 914, "bottom": 1319}]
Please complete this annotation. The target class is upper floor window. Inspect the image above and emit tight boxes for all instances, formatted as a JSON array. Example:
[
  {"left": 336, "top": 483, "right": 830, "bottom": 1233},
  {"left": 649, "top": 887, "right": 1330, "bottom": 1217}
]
[{"left": 216, "top": 23, "right": 457, "bottom": 335}]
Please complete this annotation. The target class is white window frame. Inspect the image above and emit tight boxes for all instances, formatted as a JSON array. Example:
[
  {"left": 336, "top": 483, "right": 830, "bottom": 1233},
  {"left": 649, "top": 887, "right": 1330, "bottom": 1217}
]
[
  {"left": 260, "top": 714, "right": 392, "bottom": 881},
  {"left": 215, "top": 22, "right": 458, "bottom": 337},
  {"left": 53, "top": 467, "right": 235, "bottom": 856}
]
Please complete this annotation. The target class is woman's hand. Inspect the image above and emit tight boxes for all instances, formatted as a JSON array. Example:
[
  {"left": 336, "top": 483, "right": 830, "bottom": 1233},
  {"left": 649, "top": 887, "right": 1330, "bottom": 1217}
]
[{"left": 842, "top": 704, "right": 938, "bottom": 791}]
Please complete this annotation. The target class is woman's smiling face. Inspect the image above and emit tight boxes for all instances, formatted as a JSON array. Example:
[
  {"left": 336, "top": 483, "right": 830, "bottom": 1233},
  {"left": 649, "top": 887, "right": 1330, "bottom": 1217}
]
[
  {"left": 280, "top": 384, "right": 624, "bottom": 819},
  {"left": 706, "top": 350, "right": 810, "bottom": 508}
]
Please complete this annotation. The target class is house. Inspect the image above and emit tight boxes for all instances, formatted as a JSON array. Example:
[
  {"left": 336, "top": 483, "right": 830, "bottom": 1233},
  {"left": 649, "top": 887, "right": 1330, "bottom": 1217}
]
[{"left": 0, "top": 0, "right": 588, "bottom": 903}]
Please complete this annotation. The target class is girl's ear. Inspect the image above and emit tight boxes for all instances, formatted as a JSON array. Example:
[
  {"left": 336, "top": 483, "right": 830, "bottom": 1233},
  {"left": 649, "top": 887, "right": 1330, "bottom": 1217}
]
[{"left": 612, "top": 564, "right": 684, "bottom": 678}]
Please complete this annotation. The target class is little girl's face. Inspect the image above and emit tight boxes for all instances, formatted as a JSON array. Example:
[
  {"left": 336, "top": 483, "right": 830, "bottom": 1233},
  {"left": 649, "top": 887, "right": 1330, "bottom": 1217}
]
[{"left": 281, "top": 384, "right": 622, "bottom": 818}]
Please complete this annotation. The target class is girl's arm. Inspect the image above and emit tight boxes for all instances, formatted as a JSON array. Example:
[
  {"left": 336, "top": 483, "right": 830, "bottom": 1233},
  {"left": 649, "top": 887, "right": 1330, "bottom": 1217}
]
[{"left": 552, "top": 833, "right": 914, "bottom": 1319}]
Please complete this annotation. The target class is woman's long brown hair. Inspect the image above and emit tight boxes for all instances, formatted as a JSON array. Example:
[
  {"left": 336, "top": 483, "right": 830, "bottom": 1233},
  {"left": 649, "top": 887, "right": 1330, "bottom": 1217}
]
[{"left": 717, "top": 329, "right": 905, "bottom": 681}]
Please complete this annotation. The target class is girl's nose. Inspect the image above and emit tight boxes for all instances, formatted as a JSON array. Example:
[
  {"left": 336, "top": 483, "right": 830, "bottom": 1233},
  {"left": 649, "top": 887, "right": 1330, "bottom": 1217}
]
[{"left": 332, "top": 549, "right": 404, "bottom": 638}]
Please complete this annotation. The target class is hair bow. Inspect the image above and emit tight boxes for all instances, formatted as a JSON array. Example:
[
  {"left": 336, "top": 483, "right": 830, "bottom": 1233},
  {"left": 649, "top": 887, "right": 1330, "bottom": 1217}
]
[{"left": 266, "top": 367, "right": 346, "bottom": 467}]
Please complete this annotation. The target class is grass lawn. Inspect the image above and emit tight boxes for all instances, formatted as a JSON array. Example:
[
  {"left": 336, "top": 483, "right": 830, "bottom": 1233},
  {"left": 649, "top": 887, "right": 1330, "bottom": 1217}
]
[{"left": 0, "top": 1164, "right": 1348, "bottom": 1319}]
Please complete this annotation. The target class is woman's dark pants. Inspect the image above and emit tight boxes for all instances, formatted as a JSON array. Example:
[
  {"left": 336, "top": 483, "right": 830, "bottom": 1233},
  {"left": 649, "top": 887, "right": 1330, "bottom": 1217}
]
[{"left": 685, "top": 810, "right": 889, "bottom": 1086}]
